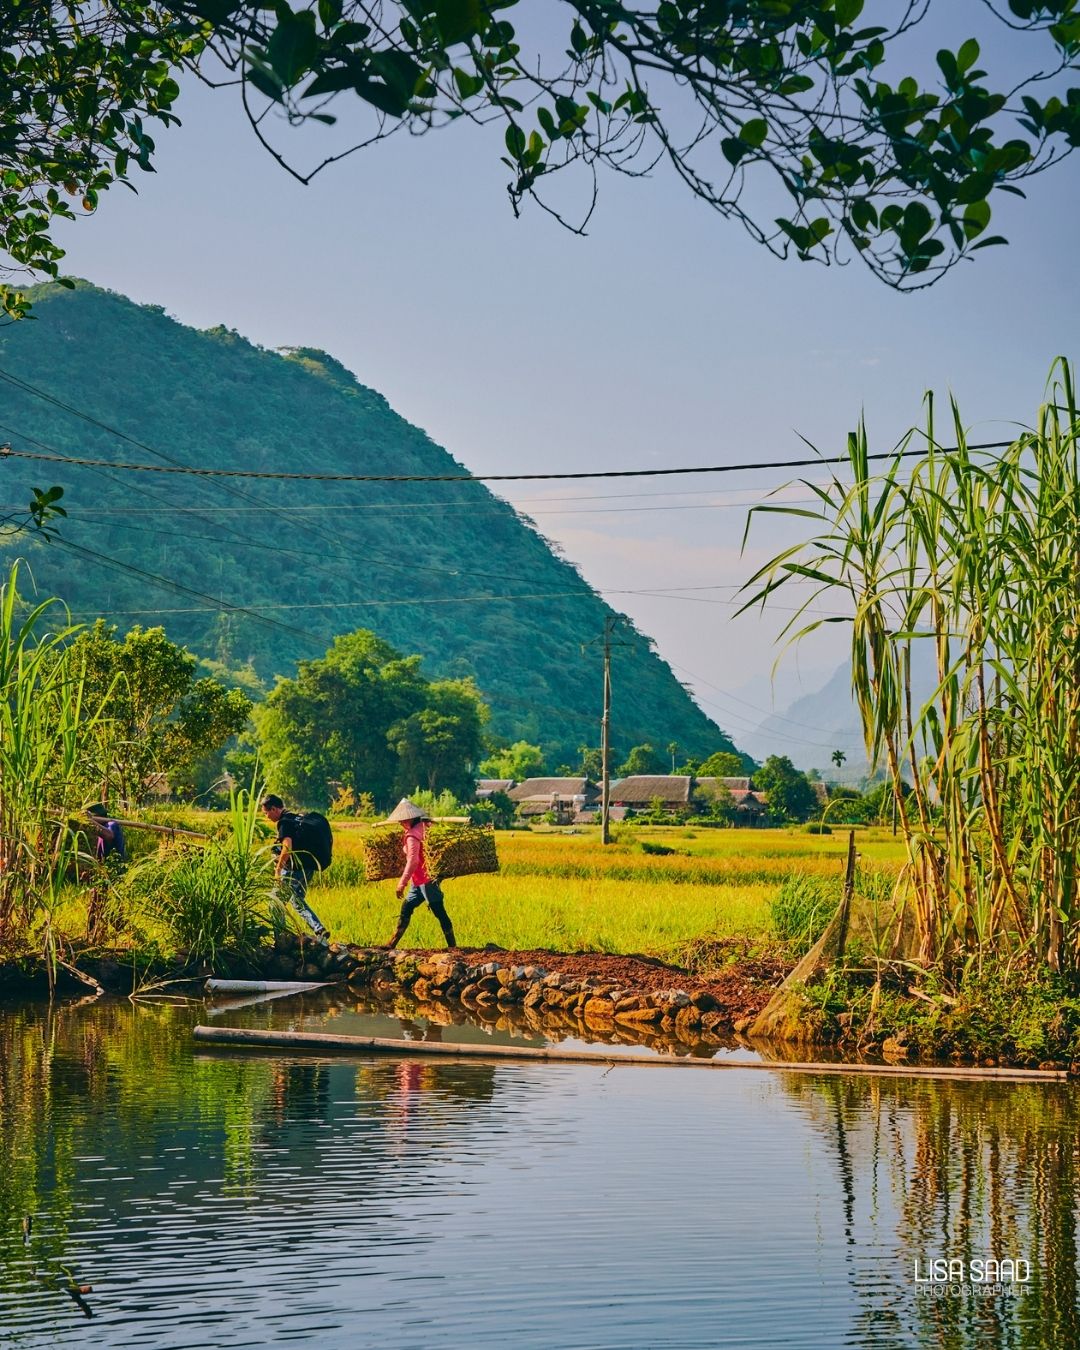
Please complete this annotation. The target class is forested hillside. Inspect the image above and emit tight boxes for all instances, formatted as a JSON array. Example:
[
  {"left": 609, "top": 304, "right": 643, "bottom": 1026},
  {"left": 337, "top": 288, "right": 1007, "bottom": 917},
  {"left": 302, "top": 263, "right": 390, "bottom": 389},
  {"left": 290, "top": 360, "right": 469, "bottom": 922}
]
[{"left": 0, "top": 282, "right": 736, "bottom": 766}]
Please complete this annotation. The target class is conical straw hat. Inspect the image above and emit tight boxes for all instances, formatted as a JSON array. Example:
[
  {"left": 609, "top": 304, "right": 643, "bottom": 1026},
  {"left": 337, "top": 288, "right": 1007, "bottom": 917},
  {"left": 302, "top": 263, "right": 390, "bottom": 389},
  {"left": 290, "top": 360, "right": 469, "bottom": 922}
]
[{"left": 385, "top": 797, "right": 429, "bottom": 824}]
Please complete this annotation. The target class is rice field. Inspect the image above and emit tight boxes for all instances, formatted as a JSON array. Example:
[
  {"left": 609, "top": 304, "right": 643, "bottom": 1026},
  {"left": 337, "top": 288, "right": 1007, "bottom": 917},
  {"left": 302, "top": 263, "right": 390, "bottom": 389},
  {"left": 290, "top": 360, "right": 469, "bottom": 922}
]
[{"left": 309, "top": 824, "right": 907, "bottom": 957}]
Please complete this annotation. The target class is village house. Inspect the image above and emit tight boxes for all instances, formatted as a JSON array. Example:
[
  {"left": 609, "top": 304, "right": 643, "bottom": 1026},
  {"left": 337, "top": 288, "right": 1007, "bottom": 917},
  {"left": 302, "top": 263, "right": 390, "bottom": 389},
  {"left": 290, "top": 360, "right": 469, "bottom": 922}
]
[
  {"left": 610, "top": 775, "right": 694, "bottom": 814},
  {"left": 695, "top": 777, "right": 768, "bottom": 824},
  {"left": 507, "top": 777, "right": 600, "bottom": 825},
  {"left": 475, "top": 779, "right": 515, "bottom": 799}
]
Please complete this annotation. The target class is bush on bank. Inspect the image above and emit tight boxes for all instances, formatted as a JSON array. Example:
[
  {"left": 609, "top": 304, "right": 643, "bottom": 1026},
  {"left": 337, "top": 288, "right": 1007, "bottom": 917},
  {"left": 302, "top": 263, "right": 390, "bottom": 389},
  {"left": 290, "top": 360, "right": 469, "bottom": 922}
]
[{"left": 799, "top": 963, "right": 1080, "bottom": 1065}]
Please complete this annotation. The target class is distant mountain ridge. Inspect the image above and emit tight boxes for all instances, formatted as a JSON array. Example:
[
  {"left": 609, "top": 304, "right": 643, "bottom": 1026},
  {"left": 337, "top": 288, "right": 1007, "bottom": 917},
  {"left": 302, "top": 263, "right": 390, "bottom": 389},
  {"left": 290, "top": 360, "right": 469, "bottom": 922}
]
[
  {"left": 742, "top": 645, "right": 940, "bottom": 776},
  {"left": 0, "top": 281, "right": 735, "bottom": 766}
]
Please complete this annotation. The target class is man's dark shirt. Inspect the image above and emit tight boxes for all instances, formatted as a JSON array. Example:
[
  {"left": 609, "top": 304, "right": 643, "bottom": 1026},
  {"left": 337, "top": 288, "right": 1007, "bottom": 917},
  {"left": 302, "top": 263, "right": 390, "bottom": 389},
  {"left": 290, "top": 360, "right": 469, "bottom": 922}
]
[{"left": 277, "top": 811, "right": 316, "bottom": 878}]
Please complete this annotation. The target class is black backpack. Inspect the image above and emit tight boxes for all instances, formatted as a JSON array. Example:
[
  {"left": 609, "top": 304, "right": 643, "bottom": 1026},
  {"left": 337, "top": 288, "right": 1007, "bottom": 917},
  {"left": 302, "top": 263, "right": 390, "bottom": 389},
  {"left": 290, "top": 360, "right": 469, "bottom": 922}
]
[{"left": 293, "top": 812, "right": 333, "bottom": 871}]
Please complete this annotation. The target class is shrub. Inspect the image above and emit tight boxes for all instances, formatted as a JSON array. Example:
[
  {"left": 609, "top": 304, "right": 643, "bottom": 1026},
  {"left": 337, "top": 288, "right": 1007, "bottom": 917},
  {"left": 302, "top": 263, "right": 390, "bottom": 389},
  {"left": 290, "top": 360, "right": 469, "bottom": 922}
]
[
  {"left": 124, "top": 788, "right": 274, "bottom": 962},
  {"left": 769, "top": 873, "right": 837, "bottom": 954}
]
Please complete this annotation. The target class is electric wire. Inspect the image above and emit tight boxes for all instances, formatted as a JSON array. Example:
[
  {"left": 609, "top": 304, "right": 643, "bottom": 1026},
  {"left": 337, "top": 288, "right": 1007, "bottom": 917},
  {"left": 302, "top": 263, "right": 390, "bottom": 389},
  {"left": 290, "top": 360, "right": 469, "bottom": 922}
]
[{"left": 0, "top": 436, "right": 1017, "bottom": 483}]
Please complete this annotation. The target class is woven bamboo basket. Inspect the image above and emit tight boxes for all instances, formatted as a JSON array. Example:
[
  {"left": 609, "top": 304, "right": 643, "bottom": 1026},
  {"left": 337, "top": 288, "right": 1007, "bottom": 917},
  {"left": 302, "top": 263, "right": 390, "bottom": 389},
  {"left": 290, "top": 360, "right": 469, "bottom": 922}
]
[
  {"left": 360, "top": 823, "right": 499, "bottom": 882},
  {"left": 425, "top": 824, "right": 499, "bottom": 880},
  {"left": 360, "top": 827, "right": 405, "bottom": 883}
]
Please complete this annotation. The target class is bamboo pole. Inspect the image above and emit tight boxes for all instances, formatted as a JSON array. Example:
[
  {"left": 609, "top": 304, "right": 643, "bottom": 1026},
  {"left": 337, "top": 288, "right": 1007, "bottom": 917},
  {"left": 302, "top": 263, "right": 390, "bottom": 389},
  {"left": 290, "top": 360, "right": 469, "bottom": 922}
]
[
  {"left": 191, "top": 1026, "right": 1069, "bottom": 1083},
  {"left": 204, "top": 979, "right": 329, "bottom": 994}
]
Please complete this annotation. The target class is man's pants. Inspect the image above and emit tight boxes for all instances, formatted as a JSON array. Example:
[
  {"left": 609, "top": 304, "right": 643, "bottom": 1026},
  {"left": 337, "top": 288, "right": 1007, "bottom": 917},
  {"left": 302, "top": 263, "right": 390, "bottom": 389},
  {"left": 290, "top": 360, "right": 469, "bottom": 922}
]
[
  {"left": 398, "top": 881, "right": 454, "bottom": 944},
  {"left": 282, "top": 868, "right": 328, "bottom": 937}
]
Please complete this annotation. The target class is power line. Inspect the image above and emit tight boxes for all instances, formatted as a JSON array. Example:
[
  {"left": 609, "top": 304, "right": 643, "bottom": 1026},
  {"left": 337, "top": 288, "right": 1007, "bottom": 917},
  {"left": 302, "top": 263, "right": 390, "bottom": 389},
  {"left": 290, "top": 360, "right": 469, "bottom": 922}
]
[
  {"left": 53, "top": 537, "right": 320, "bottom": 642},
  {"left": 0, "top": 437, "right": 1017, "bottom": 484},
  {"left": 2, "top": 495, "right": 824, "bottom": 519},
  {"left": 67, "top": 588, "right": 842, "bottom": 617}
]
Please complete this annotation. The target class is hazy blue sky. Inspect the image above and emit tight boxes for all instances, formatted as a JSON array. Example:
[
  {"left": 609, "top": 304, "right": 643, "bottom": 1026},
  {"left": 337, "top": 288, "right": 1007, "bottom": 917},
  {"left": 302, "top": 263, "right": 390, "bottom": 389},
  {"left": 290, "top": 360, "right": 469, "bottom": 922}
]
[{"left": 45, "top": 4, "right": 1078, "bottom": 758}]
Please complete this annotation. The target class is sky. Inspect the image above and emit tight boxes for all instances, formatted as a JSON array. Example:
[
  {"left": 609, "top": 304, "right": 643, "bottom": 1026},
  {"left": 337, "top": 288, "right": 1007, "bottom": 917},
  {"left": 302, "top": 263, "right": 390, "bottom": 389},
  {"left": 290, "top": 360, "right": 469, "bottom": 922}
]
[{"left": 42, "top": 3, "right": 1079, "bottom": 759}]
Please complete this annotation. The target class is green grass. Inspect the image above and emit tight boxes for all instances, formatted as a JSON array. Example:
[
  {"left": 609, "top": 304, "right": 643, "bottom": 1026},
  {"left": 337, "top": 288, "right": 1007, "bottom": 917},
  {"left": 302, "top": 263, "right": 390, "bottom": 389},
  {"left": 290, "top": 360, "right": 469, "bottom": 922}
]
[
  {"left": 41, "top": 820, "right": 907, "bottom": 965},
  {"left": 309, "top": 823, "right": 906, "bottom": 958}
]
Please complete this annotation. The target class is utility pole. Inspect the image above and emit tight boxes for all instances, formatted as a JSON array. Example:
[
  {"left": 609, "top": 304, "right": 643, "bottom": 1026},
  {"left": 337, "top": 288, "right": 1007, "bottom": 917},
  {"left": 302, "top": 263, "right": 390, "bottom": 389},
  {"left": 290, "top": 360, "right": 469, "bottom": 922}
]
[
  {"left": 601, "top": 620, "right": 613, "bottom": 844},
  {"left": 587, "top": 617, "right": 629, "bottom": 845}
]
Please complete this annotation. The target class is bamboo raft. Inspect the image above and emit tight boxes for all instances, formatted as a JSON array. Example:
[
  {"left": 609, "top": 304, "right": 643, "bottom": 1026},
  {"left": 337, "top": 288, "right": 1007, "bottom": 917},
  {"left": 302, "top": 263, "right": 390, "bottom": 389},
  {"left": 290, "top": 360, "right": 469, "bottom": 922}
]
[{"left": 191, "top": 1026, "right": 1070, "bottom": 1083}]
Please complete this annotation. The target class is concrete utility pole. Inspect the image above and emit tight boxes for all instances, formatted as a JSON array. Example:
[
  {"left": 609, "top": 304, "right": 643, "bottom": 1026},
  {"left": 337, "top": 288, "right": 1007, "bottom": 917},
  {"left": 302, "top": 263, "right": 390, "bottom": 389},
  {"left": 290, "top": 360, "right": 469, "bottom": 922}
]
[
  {"left": 601, "top": 621, "right": 613, "bottom": 844},
  {"left": 588, "top": 616, "right": 629, "bottom": 846}
]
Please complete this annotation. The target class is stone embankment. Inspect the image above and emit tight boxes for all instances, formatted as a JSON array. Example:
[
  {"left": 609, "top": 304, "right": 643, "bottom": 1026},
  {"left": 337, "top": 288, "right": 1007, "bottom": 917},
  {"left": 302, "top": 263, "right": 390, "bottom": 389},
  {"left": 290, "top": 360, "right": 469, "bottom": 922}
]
[{"left": 264, "top": 932, "right": 786, "bottom": 1044}]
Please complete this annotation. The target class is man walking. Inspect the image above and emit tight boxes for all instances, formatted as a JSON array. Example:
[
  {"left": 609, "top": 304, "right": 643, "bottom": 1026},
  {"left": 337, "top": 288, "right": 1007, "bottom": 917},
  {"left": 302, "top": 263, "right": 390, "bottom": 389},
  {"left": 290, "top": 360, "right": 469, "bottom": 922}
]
[
  {"left": 261, "top": 794, "right": 330, "bottom": 941},
  {"left": 382, "top": 798, "right": 456, "bottom": 950}
]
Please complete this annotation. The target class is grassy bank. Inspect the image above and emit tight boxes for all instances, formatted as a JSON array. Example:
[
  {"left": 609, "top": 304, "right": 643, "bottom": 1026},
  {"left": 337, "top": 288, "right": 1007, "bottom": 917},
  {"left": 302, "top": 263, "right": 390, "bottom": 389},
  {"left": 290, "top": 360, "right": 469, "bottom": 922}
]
[
  {"left": 798, "top": 965, "right": 1080, "bottom": 1067},
  {"left": 37, "top": 821, "right": 904, "bottom": 966},
  {"left": 309, "top": 824, "right": 904, "bottom": 955}
]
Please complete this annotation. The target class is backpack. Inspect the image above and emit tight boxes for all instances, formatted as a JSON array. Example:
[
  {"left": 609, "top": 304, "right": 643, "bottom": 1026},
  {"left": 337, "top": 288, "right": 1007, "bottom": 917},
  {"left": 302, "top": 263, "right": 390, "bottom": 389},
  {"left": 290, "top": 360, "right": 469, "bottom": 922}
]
[{"left": 293, "top": 812, "right": 333, "bottom": 871}]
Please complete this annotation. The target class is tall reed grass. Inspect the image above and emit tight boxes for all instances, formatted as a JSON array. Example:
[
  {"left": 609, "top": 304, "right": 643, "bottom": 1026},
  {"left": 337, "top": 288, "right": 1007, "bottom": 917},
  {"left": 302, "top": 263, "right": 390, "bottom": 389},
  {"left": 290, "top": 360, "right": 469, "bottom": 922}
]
[
  {"left": 0, "top": 565, "right": 107, "bottom": 966},
  {"left": 744, "top": 361, "right": 1080, "bottom": 971},
  {"left": 124, "top": 788, "right": 275, "bottom": 963}
]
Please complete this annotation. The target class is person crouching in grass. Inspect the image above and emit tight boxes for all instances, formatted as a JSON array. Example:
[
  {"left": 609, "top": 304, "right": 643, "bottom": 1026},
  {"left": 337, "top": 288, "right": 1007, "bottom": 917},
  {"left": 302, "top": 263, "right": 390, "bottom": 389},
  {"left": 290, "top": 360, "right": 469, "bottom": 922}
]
[{"left": 382, "top": 798, "right": 456, "bottom": 950}]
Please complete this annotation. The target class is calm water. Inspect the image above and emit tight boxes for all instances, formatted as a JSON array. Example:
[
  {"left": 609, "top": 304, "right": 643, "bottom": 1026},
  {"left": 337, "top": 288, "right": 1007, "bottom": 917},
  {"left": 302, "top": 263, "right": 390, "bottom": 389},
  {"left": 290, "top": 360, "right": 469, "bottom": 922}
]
[{"left": 2, "top": 990, "right": 1078, "bottom": 1349}]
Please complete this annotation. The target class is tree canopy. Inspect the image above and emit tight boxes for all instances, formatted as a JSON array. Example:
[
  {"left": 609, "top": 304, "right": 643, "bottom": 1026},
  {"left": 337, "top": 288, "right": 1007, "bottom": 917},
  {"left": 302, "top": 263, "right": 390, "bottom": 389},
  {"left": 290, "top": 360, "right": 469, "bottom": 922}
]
[
  {"left": 617, "top": 741, "right": 667, "bottom": 776},
  {"left": 254, "top": 627, "right": 488, "bottom": 805},
  {"left": 479, "top": 739, "right": 547, "bottom": 780},
  {"left": 69, "top": 619, "right": 252, "bottom": 802},
  {"left": 3, "top": 1, "right": 1080, "bottom": 316},
  {"left": 697, "top": 749, "right": 746, "bottom": 778},
  {"left": 755, "top": 752, "right": 818, "bottom": 821}
]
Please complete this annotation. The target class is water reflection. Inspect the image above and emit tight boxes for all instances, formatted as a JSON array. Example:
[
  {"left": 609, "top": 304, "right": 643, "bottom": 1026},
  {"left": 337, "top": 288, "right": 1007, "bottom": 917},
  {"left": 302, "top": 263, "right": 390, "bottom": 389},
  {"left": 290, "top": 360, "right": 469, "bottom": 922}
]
[
  {"left": 1, "top": 995, "right": 1078, "bottom": 1349},
  {"left": 779, "top": 1074, "right": 1080, "bottom": 1347}
]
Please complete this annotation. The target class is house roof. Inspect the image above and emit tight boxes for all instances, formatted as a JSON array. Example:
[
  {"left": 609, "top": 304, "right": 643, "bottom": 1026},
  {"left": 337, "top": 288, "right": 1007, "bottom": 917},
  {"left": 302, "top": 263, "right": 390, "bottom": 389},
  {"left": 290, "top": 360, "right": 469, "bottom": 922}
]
[
  {"left": 507, "top": 777, "right": 597, "bottom": 802},
  {"left": 696, "top": 776, "right": 752, "bottom": 794},
  {"left": 611, "top": 775, "right": 693, "bottom": 804},
  {"left": 476, "top": 779, "right": 515, "bottom": 793}
]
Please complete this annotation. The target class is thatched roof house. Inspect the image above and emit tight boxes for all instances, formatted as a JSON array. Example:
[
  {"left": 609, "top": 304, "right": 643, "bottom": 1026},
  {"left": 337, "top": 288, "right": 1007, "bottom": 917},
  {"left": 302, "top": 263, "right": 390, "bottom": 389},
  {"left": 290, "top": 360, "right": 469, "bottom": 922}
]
[
  {"left": 507, "top": 778, "right": 598, "bottom": 803},
  {"left": 611, "top": 775, "right": 693, "bottom": 810},
  {"left": 695, "top": 776, "right": 754, "bottom": 797},
  {"left": 476, "top": 778, "right": 515, "bottom": 798}
]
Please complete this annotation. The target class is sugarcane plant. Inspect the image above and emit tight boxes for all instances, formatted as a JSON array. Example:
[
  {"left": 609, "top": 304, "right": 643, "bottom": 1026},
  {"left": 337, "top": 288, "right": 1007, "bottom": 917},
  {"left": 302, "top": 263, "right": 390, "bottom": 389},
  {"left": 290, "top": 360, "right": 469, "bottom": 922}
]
[
  {"left": 742, "top": 360, "right": 1080, "bottom": 973},
  {"left": 0, "top": 563, "right": 107, "bottom": 968}
]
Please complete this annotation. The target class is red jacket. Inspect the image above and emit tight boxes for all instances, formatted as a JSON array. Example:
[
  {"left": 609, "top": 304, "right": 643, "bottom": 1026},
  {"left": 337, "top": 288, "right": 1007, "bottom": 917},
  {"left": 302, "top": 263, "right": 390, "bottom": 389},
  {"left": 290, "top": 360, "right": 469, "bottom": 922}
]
[{"left": 400, "top": 821, "right": 431, "bottom": 887}]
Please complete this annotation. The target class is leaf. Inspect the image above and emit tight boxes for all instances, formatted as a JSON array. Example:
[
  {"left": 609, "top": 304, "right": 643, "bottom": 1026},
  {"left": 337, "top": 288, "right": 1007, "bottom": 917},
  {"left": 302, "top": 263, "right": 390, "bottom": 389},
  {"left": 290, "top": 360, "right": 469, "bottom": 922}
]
[
  {"left": 266, "top": 10, "right": 319, "bottom": 86},
  {"left": 245, "top": 62, "right": 284, "bottom": 103},
  {"left": 303, "top": 66, "right": 358, "bottom": 98},
  {"left": 956, "top": 38, "right": 980, "bottom": 73},
  {"left": 962, "top": 199, "right": 990, "bottom": 240},
  {"left": 433, "top": 0, "right": 485, "bottom": 45},
  {"left": 741, "top": 117, "right": 767, "bottom": 149},
  {"left": 834, "top": 0, "right": 864, "bottom": 25},
  {"left": 504, "top": 124, "right": 526, "bottom": 158}
]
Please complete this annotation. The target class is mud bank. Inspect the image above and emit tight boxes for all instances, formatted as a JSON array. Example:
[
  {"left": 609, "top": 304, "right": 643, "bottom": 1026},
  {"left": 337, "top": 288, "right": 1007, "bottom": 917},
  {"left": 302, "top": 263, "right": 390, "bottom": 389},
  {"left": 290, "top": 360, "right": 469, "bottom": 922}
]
[{"left": 0, "top": 933, "right": 790, "bottom": 1045}]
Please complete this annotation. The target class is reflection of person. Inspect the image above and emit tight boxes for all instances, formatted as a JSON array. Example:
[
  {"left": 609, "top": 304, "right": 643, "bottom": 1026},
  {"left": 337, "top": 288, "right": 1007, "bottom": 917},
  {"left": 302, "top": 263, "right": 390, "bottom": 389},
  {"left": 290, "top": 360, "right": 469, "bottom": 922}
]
[
  {"left": 381, "top": 798, "right": 456, "bottom": 950},
  {"left": 86, "top": 805, "right": 127, "bottom": 864},
  {"left": 397, "top": 1017, "right": 444, "bottom": 1043},
  {"left": 260, "top": 793, "right": 329, "bottom": 940}
]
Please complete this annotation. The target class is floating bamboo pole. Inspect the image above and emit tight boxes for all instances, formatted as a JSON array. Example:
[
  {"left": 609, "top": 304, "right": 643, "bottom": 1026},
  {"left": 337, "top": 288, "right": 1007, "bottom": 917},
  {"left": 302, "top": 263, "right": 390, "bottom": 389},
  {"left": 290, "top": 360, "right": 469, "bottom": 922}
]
[
  {"left": 191, "top": 1026, "right": 1069, "bottom": 1083},
  {"left": 204, "top": 979, "right": 329, "bottom": 994}
]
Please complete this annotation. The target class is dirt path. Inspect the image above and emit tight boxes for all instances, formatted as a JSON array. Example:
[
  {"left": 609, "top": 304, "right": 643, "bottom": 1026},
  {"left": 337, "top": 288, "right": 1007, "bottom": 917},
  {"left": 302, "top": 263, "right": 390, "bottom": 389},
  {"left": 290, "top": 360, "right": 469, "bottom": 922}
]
[{"left": 385, "top": 940, "right": 793, "bottom": 1022}]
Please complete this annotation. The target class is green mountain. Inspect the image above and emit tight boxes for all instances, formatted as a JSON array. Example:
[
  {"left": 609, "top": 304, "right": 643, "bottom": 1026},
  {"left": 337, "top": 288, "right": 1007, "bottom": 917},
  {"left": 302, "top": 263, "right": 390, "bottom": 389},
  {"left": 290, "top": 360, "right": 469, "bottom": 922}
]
[{"left": 0, "top": 281, "right": 737, "bottom": 766}]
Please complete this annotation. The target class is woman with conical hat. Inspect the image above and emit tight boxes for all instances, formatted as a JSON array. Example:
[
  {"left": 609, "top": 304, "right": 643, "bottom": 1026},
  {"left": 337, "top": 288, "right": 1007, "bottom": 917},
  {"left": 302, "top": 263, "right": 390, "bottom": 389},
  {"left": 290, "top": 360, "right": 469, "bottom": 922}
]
[{"left": 382, "top": 798, "right": 456, "bottom": 950}]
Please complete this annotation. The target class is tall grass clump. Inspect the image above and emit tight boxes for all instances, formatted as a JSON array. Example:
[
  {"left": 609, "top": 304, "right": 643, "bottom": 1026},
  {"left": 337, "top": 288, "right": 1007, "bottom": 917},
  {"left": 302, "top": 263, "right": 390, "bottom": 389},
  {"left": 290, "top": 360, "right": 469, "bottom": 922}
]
[
  {"left": 744, "top": 360, "right": 1080, "bottom": 972},
  {"left": 126, "top": 787, "right": 275, "bottom": 963},
  {"left": 0, "top": 565, "right": 106, "bottom": 963},
  {"left": 770, "top": 875, "right": 836, "bottom": 954}
]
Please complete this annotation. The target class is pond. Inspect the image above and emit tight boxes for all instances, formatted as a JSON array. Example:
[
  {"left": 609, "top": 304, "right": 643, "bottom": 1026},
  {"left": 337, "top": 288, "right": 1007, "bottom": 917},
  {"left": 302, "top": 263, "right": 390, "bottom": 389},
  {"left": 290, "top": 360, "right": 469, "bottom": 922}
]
[{"left": 1, "top": 990, "right": 1077, "bottom": 1348}]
